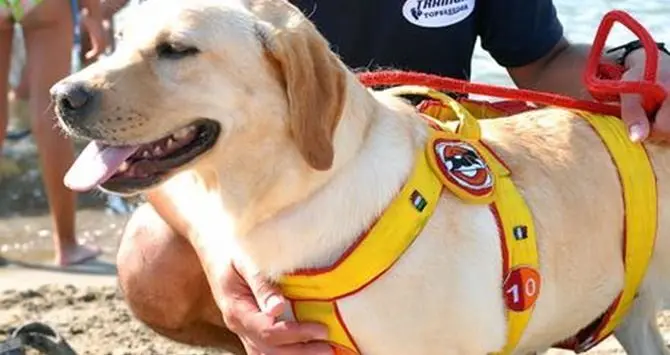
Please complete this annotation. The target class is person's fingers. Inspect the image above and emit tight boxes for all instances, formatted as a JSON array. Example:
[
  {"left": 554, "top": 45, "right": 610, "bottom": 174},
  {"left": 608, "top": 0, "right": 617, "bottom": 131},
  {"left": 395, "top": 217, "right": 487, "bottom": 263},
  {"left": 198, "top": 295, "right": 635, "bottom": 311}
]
[
  {"left": 620, "top": 93, "right": 651, "bottom": 142},
  {"left": 85, "top": 47, "right": 101, "bottom": 60},
  {"left": 84, "top": 29, "right": 105, "bottom": 60},
  {"left": 236, "top": 317, "right": 331, "bottom": 354},
  {"left": 224, "top": 295, "right": 328, "bottom": 345},
  {"left": 254, "top": 320, "right": 329, "bottom": 346},
  {"left": 241, "top": 336, "right": 263, "bottom": 355},
  {"left": 219, "top": 293, "right": 272, "bottom": 335},
  {"left": 213, "top": 262, "right": 330, "bottom": 354},
  {"left": 233, "top": 261, "right": 286, "bottom": 316},
  {"left": 80, "top": 9, "right": 106, "bottom": 60},
  {"left": 271, "top": 342, "right": 334, "bottom": 355},
  {"left": 242, "top": 338, "right": 334, "bottom": 355}
]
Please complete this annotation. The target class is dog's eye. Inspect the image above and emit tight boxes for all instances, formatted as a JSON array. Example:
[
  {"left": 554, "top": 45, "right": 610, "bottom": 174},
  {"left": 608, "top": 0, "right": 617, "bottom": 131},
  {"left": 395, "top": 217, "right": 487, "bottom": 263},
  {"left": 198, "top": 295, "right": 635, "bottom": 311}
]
[{"left": 156, "top": 42, "right": 200, "bottom": 60}]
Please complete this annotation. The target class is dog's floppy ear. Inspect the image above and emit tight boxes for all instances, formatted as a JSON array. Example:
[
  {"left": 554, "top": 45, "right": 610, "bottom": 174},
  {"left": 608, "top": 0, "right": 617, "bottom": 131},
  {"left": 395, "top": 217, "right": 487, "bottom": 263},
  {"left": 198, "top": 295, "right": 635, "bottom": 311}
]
[{"left": 251, "top": 1, "right": 346, "bottom": 171}]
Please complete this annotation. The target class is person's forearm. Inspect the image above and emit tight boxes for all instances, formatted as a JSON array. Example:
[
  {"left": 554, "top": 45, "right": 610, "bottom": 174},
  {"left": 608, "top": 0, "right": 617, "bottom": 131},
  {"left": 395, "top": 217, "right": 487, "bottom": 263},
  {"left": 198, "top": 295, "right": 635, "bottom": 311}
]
[{"left": 511, "top": 42, "right": 619, "bottom": 100}]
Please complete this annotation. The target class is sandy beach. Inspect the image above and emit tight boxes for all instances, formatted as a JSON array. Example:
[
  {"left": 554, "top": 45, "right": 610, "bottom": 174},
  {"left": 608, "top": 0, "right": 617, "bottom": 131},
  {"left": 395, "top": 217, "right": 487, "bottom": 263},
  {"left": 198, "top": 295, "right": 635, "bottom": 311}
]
[{"left": 0, "top": 268, "right": 230, "bottom": 354}]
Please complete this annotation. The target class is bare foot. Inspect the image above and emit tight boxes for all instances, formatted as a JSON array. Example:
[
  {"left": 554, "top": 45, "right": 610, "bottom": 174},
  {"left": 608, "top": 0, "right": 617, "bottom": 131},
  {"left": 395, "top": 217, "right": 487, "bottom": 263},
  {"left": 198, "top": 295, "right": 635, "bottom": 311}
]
[{"left": 56, "top": 243, "right": 102, "bottom": 267}]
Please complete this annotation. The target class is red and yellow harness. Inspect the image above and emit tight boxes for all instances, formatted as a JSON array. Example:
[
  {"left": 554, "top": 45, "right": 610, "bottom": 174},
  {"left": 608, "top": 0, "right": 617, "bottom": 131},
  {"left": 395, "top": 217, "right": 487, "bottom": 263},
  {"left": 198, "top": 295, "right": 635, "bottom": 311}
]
[{"left": 279, "top": 87, "right": 658, "bottom": 354}]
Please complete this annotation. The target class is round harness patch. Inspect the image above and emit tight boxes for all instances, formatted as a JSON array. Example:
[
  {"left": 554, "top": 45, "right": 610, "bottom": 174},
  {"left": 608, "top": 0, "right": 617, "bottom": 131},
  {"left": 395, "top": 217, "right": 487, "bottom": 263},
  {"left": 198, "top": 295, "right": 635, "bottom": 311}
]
[
  {"left": 430, "top": 138, "right": 494, "bottom": 200},
  {"left": 503, "top": 266, "right": 541, "bottom": 312}
]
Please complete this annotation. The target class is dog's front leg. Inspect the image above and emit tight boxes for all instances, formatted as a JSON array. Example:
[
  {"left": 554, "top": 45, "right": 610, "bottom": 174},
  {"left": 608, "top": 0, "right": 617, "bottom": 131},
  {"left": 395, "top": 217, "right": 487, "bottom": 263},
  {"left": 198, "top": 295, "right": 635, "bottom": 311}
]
[{"left": 614, "top": 290, "right": 669, "bottom": 355}]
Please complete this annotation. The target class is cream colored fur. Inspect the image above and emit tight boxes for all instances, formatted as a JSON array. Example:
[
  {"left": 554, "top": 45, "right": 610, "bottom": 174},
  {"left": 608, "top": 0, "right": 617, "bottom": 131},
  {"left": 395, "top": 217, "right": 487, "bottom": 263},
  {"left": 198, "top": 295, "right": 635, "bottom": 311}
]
[{"left": 54, "top": 0, "right": 670, "bottom": 353}]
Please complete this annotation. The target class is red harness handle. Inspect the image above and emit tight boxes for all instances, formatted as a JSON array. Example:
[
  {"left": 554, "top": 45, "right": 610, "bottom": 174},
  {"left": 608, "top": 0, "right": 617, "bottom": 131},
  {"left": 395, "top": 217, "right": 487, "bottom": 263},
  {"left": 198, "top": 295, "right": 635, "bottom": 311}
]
[{"left": 585, "top": 10, "right": 667, "bottom": 118}]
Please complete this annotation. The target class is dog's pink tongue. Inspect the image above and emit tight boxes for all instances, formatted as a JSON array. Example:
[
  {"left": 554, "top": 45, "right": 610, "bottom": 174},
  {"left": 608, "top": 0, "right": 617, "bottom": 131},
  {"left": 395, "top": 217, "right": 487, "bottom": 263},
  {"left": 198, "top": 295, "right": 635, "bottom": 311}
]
[{"left": 64, "top": 141, "right": 139, "bottom": 192}]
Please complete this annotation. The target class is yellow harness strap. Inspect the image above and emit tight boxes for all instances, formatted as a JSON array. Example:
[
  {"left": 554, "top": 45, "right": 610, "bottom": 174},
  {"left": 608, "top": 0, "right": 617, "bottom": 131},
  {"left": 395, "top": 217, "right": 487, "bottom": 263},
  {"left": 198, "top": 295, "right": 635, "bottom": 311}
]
[
  {"left": 279, "top": 86, "right": 657, "bottom": 354},
  {"left": 280, "top": 146, "right": 444, "bottom": 354},
  {"left": 554, "top": 111, "right": 658, "bottom": 352},
  {"left": 403, "top": 88, "right": 542, "bottom": 354}
]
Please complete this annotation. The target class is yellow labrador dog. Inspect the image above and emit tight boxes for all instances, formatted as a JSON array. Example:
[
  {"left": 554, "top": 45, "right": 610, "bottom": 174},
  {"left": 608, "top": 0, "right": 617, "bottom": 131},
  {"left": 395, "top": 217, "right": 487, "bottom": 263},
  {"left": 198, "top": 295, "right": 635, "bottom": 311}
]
[{"left": 51, "top": 0, "right": 670, "bottom": 353}]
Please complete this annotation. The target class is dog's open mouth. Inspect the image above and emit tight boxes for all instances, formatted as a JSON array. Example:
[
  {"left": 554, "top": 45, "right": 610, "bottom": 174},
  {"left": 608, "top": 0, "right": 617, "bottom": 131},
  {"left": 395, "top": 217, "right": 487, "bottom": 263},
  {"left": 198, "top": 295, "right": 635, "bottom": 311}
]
[{"left": 64, "top": 119, "right": 220, "bottom": 193}]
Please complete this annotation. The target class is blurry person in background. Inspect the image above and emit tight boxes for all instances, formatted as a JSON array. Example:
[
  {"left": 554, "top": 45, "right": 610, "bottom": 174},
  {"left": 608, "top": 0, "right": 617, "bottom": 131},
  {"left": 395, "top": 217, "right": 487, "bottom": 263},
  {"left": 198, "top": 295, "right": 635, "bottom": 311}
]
[
  {"left": 7, "top": 0, "right": 129, "bottom": 142},
  {"left": 0, "top": 0, "right": 108, "bottom": 266},
  {"left": 80, "top": 0, "right": 130, "bottom": 66}
]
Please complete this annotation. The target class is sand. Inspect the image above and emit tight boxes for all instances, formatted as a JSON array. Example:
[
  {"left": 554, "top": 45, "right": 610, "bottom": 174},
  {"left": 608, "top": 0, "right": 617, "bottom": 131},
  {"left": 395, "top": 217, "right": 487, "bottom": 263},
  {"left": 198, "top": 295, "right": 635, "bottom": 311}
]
[{"left": 0, "top": 269, "right": 232, "bottom": 355}]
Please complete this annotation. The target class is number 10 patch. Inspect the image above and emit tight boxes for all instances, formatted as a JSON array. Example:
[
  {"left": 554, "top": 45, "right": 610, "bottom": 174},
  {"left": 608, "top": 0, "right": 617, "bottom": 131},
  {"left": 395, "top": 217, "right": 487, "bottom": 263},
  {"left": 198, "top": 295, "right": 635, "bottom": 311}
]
[{"left": 503, "top": 266, "right": 541, "bottom": 312}]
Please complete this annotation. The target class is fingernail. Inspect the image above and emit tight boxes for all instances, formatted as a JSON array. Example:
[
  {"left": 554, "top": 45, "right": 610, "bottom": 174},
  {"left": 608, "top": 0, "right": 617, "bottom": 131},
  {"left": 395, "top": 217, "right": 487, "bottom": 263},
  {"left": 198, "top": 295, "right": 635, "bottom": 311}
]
[
  {"left": 264, "top": 295, "right": 283, "bottom": 311},
  {"left": 629, "top": 123, "right": 646, "bottom": 142},
  {"left": 312, "top": 327, "right": 329, "bottom": 340}
]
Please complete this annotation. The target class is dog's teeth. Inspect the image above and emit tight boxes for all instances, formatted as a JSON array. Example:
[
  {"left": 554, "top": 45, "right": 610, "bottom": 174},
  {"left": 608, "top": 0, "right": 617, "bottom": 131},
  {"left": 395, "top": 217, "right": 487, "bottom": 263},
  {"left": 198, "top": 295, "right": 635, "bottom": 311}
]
[
  {"left": 153, "top": 146, "right": 163, "bottom": 155},
  {"left": 118, "top": 161, "right": 129, "bottom": 172},
  {"left": 173, "top": 128, "right": 190, "bottom": 140},
  {"left": 142, "top": 151, "right": 151, "bottom": 158},
  {"left": 166, "top": 138, "right": 175, "bottom": 148}
]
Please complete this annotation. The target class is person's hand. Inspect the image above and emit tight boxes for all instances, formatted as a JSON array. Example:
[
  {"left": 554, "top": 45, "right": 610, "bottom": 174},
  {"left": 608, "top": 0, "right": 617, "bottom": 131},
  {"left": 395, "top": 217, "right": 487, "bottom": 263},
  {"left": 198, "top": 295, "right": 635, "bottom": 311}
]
[
  {"left": 146, "top": 181, "right": 332, "bottom": 354},
  {"left": 214, "top": 259, "right": 333, "bottom": 355},
  {"left": 80, "top": 8, "right": 108, "bottom": 60},
  {"left": 620, "top": 49, "right": 670, "bottom": 142}
]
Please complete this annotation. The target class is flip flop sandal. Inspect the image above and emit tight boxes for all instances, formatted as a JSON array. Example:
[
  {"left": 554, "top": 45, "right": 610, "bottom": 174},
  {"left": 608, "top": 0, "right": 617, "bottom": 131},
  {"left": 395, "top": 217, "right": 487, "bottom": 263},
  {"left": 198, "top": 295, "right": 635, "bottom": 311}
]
[{"left": 0, "top": 322, "right": 77, "bottom": 355}]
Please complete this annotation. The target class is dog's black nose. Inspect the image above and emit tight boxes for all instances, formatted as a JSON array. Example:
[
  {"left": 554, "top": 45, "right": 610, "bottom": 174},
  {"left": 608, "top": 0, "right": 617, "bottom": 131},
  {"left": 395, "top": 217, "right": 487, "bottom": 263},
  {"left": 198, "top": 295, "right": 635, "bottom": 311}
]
[{"left": 50, "top": 81, "right": 100, "bottom": 120}]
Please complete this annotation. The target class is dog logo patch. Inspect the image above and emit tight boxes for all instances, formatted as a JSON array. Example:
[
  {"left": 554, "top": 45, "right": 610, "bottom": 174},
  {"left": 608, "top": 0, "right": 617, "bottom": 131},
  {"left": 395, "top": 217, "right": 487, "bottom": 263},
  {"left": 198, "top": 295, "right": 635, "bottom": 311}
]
[
  {"left": 402, "top": 0, "right": 475, "bottom": 29},
  {"left": 431, "top": 138, "right": 494, "bottom": 199},
  {"left": 503, "top": 267, "right": 541, "bottom": 312}
]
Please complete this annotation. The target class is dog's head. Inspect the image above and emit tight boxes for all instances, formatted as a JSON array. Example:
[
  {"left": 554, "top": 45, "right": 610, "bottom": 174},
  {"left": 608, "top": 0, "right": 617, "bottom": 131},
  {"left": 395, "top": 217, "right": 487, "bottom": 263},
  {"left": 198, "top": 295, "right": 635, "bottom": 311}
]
[{"left": 51, "top": 0, "right": 347, "bottom": 195}]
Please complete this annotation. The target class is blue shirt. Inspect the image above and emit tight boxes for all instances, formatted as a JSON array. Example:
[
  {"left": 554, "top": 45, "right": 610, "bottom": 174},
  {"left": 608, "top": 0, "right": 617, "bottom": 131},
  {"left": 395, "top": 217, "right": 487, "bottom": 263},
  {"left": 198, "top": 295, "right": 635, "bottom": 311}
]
[{"left": 292, "top": 0, "right": 564, "bottom": 80}]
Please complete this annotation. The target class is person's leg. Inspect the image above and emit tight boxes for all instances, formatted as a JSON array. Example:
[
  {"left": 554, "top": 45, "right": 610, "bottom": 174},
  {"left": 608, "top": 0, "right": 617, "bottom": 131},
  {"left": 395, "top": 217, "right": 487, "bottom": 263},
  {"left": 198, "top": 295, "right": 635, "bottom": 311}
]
[
  {"left": 6, "top": 27, "right": 30, "bottom": 138},
  {"left": 21, "top": 0, "right": 100, "bottom": 266},
  {"left": 7, "top": 66, "right": 31, "bottom": 138},
  {"left": 117, "top": 203, "right": 245, "bottom": 354},
  {"left": 9, "top": 26, "right": 30, "bottom": 100},
  {"left": 14, "top": 63, "right": 29, "bottom": 99},
  {"left": 0, "top": 13, "right": 14, "bottom": 152}
]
